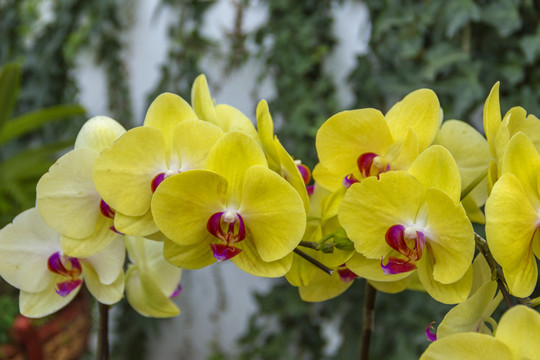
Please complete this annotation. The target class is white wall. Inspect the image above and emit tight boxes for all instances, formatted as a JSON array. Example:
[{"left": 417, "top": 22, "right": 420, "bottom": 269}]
[{"left": 75, "top": 1, "right": 369, "bottom": 358}]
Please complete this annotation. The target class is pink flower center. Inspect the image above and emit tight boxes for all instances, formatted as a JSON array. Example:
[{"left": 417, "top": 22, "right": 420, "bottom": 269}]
[
  {"left": 296, "top": 162, "right": 311, "bottom": 185},
  {"left": 47, "top": 252, "right": 83, "bottom": 297},
  {"left": 381, "top": 224, "right": 425, "bottom": 275},
  {"left": 206, "top": 211, "right": 246, "bottom": 262},
  {"left": 343, "top": 152, "right": 391, "bottom": 188},
  {"left": 337, "top": 264, "right": 358, "bottom": 283},
  {"left": 151, "top": 170, "right": 181, "bottom": 192}
]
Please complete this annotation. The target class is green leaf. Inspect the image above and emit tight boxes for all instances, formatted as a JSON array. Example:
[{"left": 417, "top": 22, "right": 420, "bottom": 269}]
[
  {"left": 519, "top": 31, "right": 540, "bottom": 64},
  {"left": 0, "top": 62, "right": 21, "bottom": 132},
  {"left": 443, "top": 0, "right": 481, "bottom": 38},
  {"left": 481, "top": 0, "right": 521, "bottom": 37},
  {"left": 0, "top": 139, "right": 73, "bottom": 181},
  {"left": 0, "top": 104, "right": 85, "bottom": 145}
]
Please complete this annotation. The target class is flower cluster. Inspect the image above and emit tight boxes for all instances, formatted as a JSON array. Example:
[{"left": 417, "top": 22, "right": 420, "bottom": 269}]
[{"left": 0, "top": 76, "right": 538, "bottom": 357}]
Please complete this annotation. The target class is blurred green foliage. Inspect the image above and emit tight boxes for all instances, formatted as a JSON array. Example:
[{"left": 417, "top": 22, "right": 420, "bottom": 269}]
[
  {"left": 351, "top": 0, "right": 540, "bottom": 120},
  {"left": 251, "top": 0, "right": 339, "bottom": 166},
  {"left": 0, "top": 62, "right": 85, "bottom": 226}
]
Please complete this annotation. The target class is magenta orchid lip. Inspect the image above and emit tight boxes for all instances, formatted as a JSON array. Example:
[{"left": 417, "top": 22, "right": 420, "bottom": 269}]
[
  {"left": 381, "top": 224, "right": 425, "bottom": 275},
  {"left": 207, "top": 211, "right": 246, "bottom": 261},
  {"left": 47, "top": 252, "right": 83, "bottom": 297}
]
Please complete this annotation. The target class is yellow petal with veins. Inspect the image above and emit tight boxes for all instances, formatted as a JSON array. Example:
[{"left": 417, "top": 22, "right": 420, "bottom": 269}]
[
  {"left": 316, "top": 109, "right": 393, "bottom": 177},
  {"left": 408, "top": 145, "right": 461, "bottom": 203},
  {"left": 423, "top": 188, "right": 474, "bottom": 284},
  {"left": 191, "top": 74, "right": 218, "bottom": 125},
  {"left": 495, "top": 305, "right": 540, "bottom": 359},
  {"left": 485, "top": 173, "right": 539, "bottom": 297},
  {"left": 385, "top": 89, "right": 441, "bottom": 151},
  {"left": 420, "top": 333, "right": 512, "bottom": 360},
  {"left": 144, "top": 92, "right": 198, "bottom": 148},
  {"left": 152, "top": 170, "right": 227, "bottom": 246},
  {"left": 205, "top": 132, "right": 267, "bottom": 208},
  {"left": 37, "top": 148, "right": 101, "bottom": 238},
  {"left": 93, "top": 126, "right": 168, "bottom": 216},
  {"left": 483, "top": 82, "right": 501, "bottom": 158},
  {"left": 240, "top": 166, "right": 305, "bottom": 262},
  {"left": 339, "top": 171, "right": 423, "bottom": 258},
  {"left": 74, "top": 116, "right": 126, "bottom": 153}
]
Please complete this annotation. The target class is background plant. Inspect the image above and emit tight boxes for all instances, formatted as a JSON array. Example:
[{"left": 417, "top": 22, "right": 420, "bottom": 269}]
[{"left": 1, "top": 0, "right": 540, "bottom": 359}]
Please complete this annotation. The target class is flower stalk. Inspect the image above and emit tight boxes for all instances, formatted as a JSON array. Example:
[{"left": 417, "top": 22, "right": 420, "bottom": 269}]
[
  {"left": 293, "top": 248, "right": 333, "bottom": 275},
  {"left": 97, "top": 302, "right": 110, "bottom": 360},
  {"left": 360, "top": 281, "right": 377, "bottom": 360},
  {"left": 474, "top": 233, "right": 513, "bottom": 308}
]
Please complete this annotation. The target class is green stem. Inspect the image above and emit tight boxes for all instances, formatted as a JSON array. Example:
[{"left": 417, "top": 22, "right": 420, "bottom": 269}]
[
  {"left": 293, "top": 248, "right": 333, "bottom": 275},
  {"left": 298, "top": 240, "right": 320, "bottom": 250},
  {"left": 360, "top": 282, "right": 377, "bottom": 360},
  {"left": 460, "top": 172, "right": 486, "bottom": 201},
  {"left": 474, "top": 233, "right": 513, "bottom": 308},
  {"left": 530, "top": 296, "right": 540, "bottom": 308},
  {"left": 97, "top": 302, "right": 110, "bottom": 360}
]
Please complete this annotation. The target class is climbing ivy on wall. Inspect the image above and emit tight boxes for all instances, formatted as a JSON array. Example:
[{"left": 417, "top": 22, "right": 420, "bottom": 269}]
[
  {"left": 251, "top": 0, "right": 340, "bottom": 166},
  {"left": 350, "top": 0, "right": 540, "bottom": 121}
]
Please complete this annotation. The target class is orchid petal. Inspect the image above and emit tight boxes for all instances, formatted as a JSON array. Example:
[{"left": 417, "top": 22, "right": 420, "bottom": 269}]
[
  {"left": 232, "top": 238, "right": 293, "bottom": 277},
  {"left": 298, "top": 270, "right": 353, "bottom": 302},
  {"left": 19, "top": 274, "right": 81, "bottom": 318},
  {"left": 215, "top": 104, "right": 260, "bottom": 143},
  {"left": 205, "top": 132, "right": 267, "bottom": 208},
  {"left": 191, "top": 74, "right": 219, "bottom": 125},
  {"left": 173, "top": 119, "right": 224, "bottom": 171},
  {"left": 93, "top": 126, "right": 168, "bottom": 216},
  {"left": 114, "top": 210, "right": 159, "bottom": 237},
  {"left": 316, "top": 109, "right": 393, "bottom": 176},
  {"left": 74, "top": 116, "right": 126, "bottom": 152},
  {"left": 163, "top": 237, "right": 216, "bottom": 270},
  {"left": 485, "top": 173, "right": 538, "bottom": 297},
  {"left": 152, "top": 170, "right": 227, "bottom": 246},
  {"left": 273, "top": 136, "right": 310, "bottom": 213},
  {"left": 424, "top": 188, "right": 475, "bottom": 284},
  {"left": 437, "top": 281, "right": 501, "bottom": 339},
  {"left": 256, "top": 100, "right": 281, "bottom": 171},
  {"left": 83, "top": 237, "right": 125, "bottom": 285},
  {"left": 0, "top": 208, "right": 58, "bottom": 292},
  {"left": 420, "top": 333, "right": 512, "bottom": 360},
  {"left": 483, "top": 82, "right": 501, "bottom": 159},
  {"left": 37, "top": 148, "right": 101, "bottom": 238},
  {"left": 346, "top": 252, "right": 411, "bottom": 282},
  {"left": 81, "top": 262, "right": 124, "bottom": 305},
  {"left": 240, "top": 165, "right": 306, "bottom": 262},
  {"left": 143, "top": 92, "right": 198, "bottom": 147},
  {"left": 501, "top": 132, "right": 540, "bottom": 207},
  {"left": 60, "top": 214, "right": 120, "bottom": 258},
  {"left": 125, "top": 266, "right": 180, "bottom": 318},
  {"left": 385, "top": 89, "right": 441, "bottom": 151},
  {"left": 408, "top": 145, "right": 461, "bottom": 203},
  {"left": 495, "top": 305, "right": 540, "bottom": 359},
  {"left": 416, "top": 251, "right": 472, "bottom": 304},
  {"left": 339, "top": 172, "right": 423, "bottom": 258}
]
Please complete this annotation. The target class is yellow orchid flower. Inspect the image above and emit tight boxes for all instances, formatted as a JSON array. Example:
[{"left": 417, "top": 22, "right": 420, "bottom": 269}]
[
  {"left": 256, "top": 100, "right": 310, "bottom": 212},
  {"left": 314, "top": 89, "right": 441, "bottom": 191},
  {"left": 434, "top": 120, "right": 490, "bottom": 223},
  {"left": 430, "top": 255, "right": 502, "bottom": 341},
  {"left": 36, "top": 116, "right": 126, "bottom": 257},
  {"left": 420, "top": 305, "right": 540, "bottom": 360},
  {"left": 151, "top": 131, "right": 306, "bottom": 277},
  {"left": 483, "top": 82, "right": 540, "bottom": 192},
  {"left": 0, "top": 208, "right": 124, "bottom": 318},
  {"left": 191, "top": 74, "right": 260, "bottom": 142},
  {"left": 286, "top": 184, "right": 354, "bottom": 300},
  {"left": 339, "top": 145, "right": 475, "bottom": 304},
  {"left": 125, "top": 236, "right": 182, "bottom": 318},
  {"left": 93, "top": 94, "right": 224, "bottom": 236},
  {"left": 485, "top": 132, "right": 540, "bottom": 297}
]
